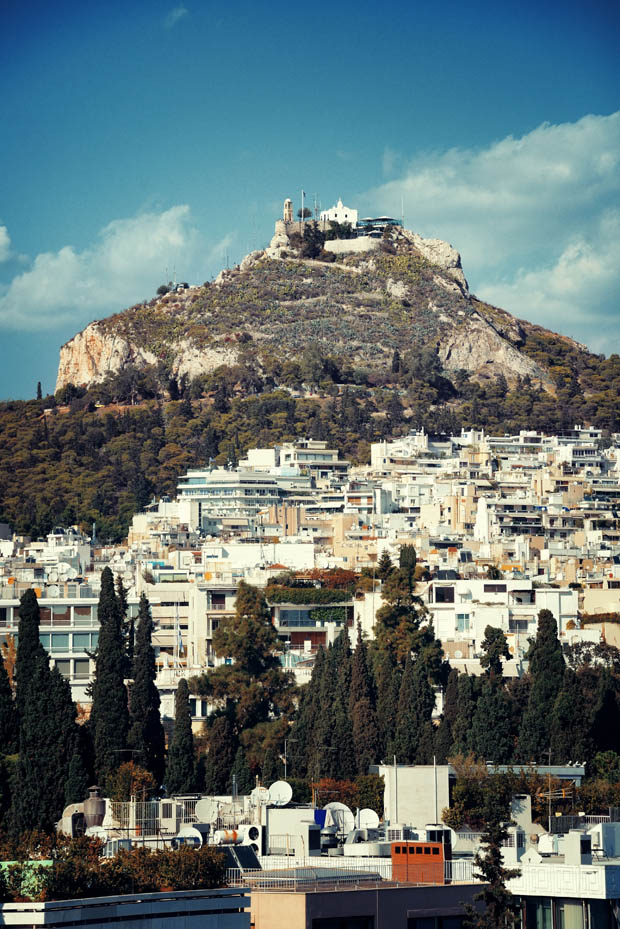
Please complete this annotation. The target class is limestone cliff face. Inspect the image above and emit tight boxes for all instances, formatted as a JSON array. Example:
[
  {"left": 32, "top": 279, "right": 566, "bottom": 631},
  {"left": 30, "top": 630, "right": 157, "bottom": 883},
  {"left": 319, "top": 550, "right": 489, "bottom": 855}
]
[
  {"left": 55, "top": 225, "right": 584, "bottom": 393},
  {"left": 56, "top": 323, "right": 158, "bottom": 391}
]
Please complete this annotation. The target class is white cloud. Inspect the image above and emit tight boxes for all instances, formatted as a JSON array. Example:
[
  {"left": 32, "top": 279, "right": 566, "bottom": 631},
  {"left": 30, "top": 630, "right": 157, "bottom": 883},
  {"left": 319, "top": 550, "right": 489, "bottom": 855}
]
[
  {"left": 0, "top": 225, "right": 12, "bottom": 263},
  {"left": 361, "top": 112, "right": 620, "bottom": 353},
  {"left": 0, "top": 206, "right": 202, "bottom": 330},
  {"left": 164, "top": 5, "right": 188, "bottom": 28}
]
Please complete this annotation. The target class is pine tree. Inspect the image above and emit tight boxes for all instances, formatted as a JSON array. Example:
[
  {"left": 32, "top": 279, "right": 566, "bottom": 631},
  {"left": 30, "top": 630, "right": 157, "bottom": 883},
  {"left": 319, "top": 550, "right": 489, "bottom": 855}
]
[
  {"left": 350, "top": 625, "right": 380, "bottom": 773},
  {"left": 165, "top": 679, "right": 196, "bottom": 794},
  {"left": 90, "top": 567, "right": 128, "bottom": 784},
  {"left": 0, "top": 655, "right": 17, "bottom": 754},
  {"left": 517, "top": 610, "right": 565, "bottom": 762},
  {"left": 230, "top": 746, "right": 253, "bottom": 795},
  {"left": 203, "top": 714, "right": 236, "bottom": 794},
  {"left": 128, "top": 594, "right": 165, "bottom": 785},
  {"left": 377, "top": 550, "right": 394, "bottom": 581}
]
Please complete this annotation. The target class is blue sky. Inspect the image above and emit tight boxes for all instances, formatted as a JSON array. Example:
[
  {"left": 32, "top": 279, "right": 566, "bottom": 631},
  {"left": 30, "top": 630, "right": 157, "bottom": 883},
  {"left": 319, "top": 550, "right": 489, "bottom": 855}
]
[{"left": 1, "top": 0, "right": 619, "bottom": 399}]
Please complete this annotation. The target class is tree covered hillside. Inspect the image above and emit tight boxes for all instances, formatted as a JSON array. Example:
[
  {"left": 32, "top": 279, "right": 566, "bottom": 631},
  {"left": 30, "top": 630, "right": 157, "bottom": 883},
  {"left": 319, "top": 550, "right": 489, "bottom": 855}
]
[{"left": 1, "top": 343, "right": 619, "bottom": 542}]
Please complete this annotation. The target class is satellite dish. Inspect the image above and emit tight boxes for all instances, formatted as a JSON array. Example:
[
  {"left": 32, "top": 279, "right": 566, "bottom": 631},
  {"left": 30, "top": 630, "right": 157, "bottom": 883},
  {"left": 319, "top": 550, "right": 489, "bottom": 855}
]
[
  {"left": 268, "top": 780, "right": 293, "bottom": 807},
  {"left": 358, "top": 808, "right": 380, "bottom": 830},
  {"left": 250, "top": 786, "right": 270, "bottom": 805},
  {"left": 47, "top": 570, "right": 58, "bottom": 583},
  {"left": 47, "top": 584, "right": 60, "bottom": 598},
  {"left": 67, "top": 567, "right": 78, "bottom": 580},
  {"left": 85, "top": 825, "right": 107, "bottom": 841},
  {"left": 324, "top": 801, "right": 355, "bottom": 834},
  {"left": 58, "top": 562, "right": 72, "bottom": 574},
  {"left": 195, "top": 798, "right": 218, "bottom": 824},
  {"left": 123, "top": 571, "right": 133, "bottom": 582}
]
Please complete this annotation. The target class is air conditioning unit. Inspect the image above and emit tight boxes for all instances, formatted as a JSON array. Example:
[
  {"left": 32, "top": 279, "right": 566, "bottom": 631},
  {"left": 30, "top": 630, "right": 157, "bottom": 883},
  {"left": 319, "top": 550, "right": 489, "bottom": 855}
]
[{"left": 387, "top": 825, "right": 410, "bottom": 842}]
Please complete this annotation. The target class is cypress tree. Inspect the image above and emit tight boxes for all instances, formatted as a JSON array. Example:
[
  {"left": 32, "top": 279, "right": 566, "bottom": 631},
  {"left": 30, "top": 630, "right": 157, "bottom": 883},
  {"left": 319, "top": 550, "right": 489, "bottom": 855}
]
[
  {"left": 90, "top": 567, "right": 128, "bottom": 784},
  {"left": 374, "top": 649, "right": 401, "bottom": 758},
  {"left": 452, "top": 674, "right": 476, "bottom": 756},
  {"left": 12, "top": 663, "right": 79, "bottom": 832},
  {"left": 480, "top": 626, "right": 511, "bottom": 679},
  {"left": 434, "top": 716, "right": 453, "bottom": 763},
  {"left": 591, "top": 670, "right": 620, "bottom": 757},
  {"left": 230, "top": 746, "right": 253, "bottom": 795},
  {"left": 15, "top": 589, "right": 47, "bottom": 719},
  {"left": 261, "top": 742, "right": 281, "bottom": 785},
  {"left": 289, "top": 646, "right": 327, "bottom": 778},
  {"left": 517, "top": 609, "right": 565, "bottom": 762},
  {"left": 391, "top": 653, "right": 418, "bottom": 763},
  {"left": 0, "top": 656, "right": 17, "bottom": 754},
  {"left": 550, "top": 668, "right": 592, "bottom": 765},
  {"left": 116, "top": 576, "right": 134, "bottom": 676},
  {"left": 203, "top": 714, "right": 236, "bottom": 794},
  {"left": 411, "top": 656, "right": 437, "bottom": 763},
  {"left": 333, "top": 679, "right": 356, "bottom": 780},
  {"left": 312, "top": 644, "right": 339, "bottom": 780},
  {"left": 165, "top": 679, "right": 196, "bottom": 794},
  {"left": 128, "top": 594, "right": 165, "bottom": 785},
  {"left": 470, "top": 677, "right": 514, "bottom": 763},
  {"left": 350, "top": 626, "right": 380, "bottom": 773},
  {"left": 332, "top": 625, "right": 353, "bottom": 694}
]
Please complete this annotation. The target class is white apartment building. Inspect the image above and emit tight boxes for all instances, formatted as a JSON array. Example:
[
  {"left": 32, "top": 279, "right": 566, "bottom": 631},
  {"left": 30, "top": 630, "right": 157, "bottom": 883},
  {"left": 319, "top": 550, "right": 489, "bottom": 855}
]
[{"left": 424, "top": 577, "right": 581, "bottom": 660}]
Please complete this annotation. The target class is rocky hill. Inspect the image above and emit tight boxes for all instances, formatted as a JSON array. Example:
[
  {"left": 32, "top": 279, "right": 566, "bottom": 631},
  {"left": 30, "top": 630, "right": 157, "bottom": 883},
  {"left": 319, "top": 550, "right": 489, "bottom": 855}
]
[{"left": 56, "top": 224, "right": 585, "bottom": 393}]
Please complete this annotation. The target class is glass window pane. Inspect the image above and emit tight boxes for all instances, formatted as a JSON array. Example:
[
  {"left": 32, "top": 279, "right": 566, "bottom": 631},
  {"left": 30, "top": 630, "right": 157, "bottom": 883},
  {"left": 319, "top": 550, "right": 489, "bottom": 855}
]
[
  {"left": 74, "top": 659, "right": 89, "bottom": 679},
  {"left": 39, "top": 633, "right": 50, "bottom": 649},
  {"left": 91, "top": 632, "right": 99, "bottom": 648},
  {"left": 55, "top": 659, "right": 71, "bottom": 678},
  {"left": 51, "top": 633, "right": 69, "bottom": 650},
  {"left": 73, "top": 633, "right": 90, "bottom": 650}
]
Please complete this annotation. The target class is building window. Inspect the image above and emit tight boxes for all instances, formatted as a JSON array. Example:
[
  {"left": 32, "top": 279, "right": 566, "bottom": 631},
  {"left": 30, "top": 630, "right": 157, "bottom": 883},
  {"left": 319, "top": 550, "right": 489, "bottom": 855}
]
[
  {"left": 435, "top": 587, "right": 455, "bottom": 604},
  {"left": 55, "top": 659, "right": 71, "bottom": 678},
  {"left": 74, "top": 659, "right": 90, "bottom": 679},
  {"left": 484, "top": 584, "right": 507, "bottom": 593},
  {"left": 51, "top": 633, "right": 69, "bottom": 651}
]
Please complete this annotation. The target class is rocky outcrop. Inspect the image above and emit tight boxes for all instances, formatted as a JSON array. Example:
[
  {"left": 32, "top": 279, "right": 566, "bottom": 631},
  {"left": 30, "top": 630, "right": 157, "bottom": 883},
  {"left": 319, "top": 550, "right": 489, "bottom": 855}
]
[
  {"left": 439, "top": 312, "right": 549, "bottom": 383},
  {"left": 55, "top": 323, "right": 158, "bottom": 391},
  {"left": 402, "top": 230, "right": 469, "bottom": 293}
]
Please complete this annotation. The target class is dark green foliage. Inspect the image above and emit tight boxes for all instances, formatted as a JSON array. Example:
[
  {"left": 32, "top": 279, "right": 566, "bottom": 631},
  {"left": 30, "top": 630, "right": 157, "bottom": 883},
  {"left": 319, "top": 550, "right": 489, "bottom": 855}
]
[
  {"left": 15, "top": 589, "right": 47, "bottom": 719},
  {"left": 12, "top": 662, "right": 77, "bottom": 833},
  {"left": 90, "top": 567, "right": 128, "bottom": 784},
  {"left": 350, "top": 625, "right": 380, "bottom": 772},
  {"left": 373, "top": 649, "right": 401, "bottom": 758},
  {"left": 470, "top": 678, "right": 514, "bottom": 763},
  {"left": 64, "top": 748, "right": 89, "bottom": 806},
  {"left": 451, "top": 674, "right": 477, "bottom": 756},
  {"left": 465, "top": 775, "right": 520, "bottom": 929},
  {"left": 377, "top": 550, "right": 394, "bottom": 581},
  {"left": 289, "top": 647, "right": 327, "bottom": 778},
  {"left": 0, "top": 655, "right": 17, "bottom": 754},
  {"left": 230, "top": 746, "right": 253, "bottom": 795},
  {"left": 116, "top": 576, "right": 134, "bottom": 676},
  {"left": 398, "top": 544, "right": 417, "bottom": 589},
  {"left": 165, "top": 679, "right": 196, "bottom": 795},
  {"left": 128, "top": 594, "right": 165, "bottom": 785},
  {"left": 203, "top": 715, "right": 236, "bottom": 795},
  {"left": 195, "top": 582, "right": 293, "bottom": 732},
  {"left": 480, "top": 626, "right": 511, "bottom": 679},
  {"left": 391, "top": 654, "right": 418, "bottom": 763},
  {"left": 550, "top": 668, "right": 592, "bottom": 765},
  {"left": 517, "top": 610, "right": 565, "bottom": 762}
]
